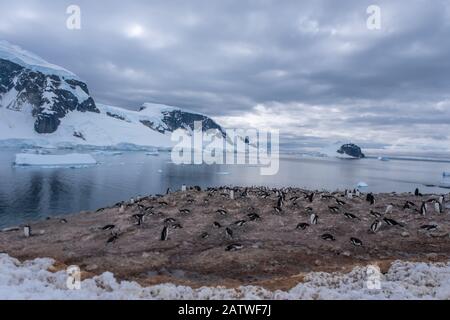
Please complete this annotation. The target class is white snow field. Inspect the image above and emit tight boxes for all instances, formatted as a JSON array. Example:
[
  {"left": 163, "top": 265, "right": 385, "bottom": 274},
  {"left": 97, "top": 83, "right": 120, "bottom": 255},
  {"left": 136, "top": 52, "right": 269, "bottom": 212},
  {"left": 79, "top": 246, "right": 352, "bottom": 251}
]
[
  {"left": 14, "top": 153, "right": 97, "bottom": 167},
  {"left": 0, "top": 254, "right": 449, "bottom": 300}
]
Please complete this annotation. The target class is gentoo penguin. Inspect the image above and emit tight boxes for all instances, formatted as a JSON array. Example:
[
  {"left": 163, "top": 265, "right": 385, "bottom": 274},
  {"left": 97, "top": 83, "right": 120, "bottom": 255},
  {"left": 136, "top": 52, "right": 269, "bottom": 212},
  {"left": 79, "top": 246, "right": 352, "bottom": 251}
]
[
  {"left": 213, "top": 222, "right": 222, "bottom": 228},
  {"left": 329, "top": 206, "right": 340, "bottom": 213},
  {"left": 160, "top": 226, "right": 169, "bottom": 241},
  {"left": 420, "top": 224, "right": 438, "bottom": 231},
  {"left": 310, "top": 213, "right": 318, "bottom": 225},
  {"left": 226, "top": 244, "right": 243, "bottom": 252},
  {"left": 273, "top": 206, "right": 282, "bottom": 214},
  {"left": 335, "top": 199, "right": 346, "bottom": 206},
  {"left": 172, "top": 223, "right": 183, "bottom": 229},
  {"left": 434, "top": 201, "right": 442, "bottom": 214},
  {"left": 164, "top": 218, "right": 176, "bottom": 224},
  {"left": 277, "top": 196, "right": 284, "bottom": 209},
  {"left": 370, "top": 210, "right": 382, "bottom": 218},
  {"left": 370, "top": 220, "right": 382, "bottom": 233},
  {"left": 403, "top": 201, "right": 415, "bottom": 210},
  {"left": 296, "top": 223, "right": 310, "bottom": 230},
  {"left": 133, "top": 214, "right": 144, "bottom": 226},
  {"left": 438, "top": 195, "right": 444, "bottom": 206},
  {"left": 414, "top": 188, "right": 422, "bottom": 196},
  {"left": 247, "top": 213, "right": 261, "bottom": 221},
  {"left": 234, "top": 220, "right": 247, "bottom": 227},
  {"left": 321, "top": 233, "right": 336, "bottom": 241},
  {"left": 166, "top": 188, "right": 171, "bottom": 195},
  {"left": 350, "top": 237, "right": 363, "bottom": 247},
  {"left": 383, "top": 217, "right": 404, "bottom": 227},
  {"left": 225, "top": 227, "right": 233, "bottom": 239},
  {"left": 23, "top": 225, "right": 31, "bottom": 238},
  {"left": 347, "top": 192, "right": 353, "bottom": 200},
  {"left": 60, "top": 218, "right": 68, "bottom": 224},
  {"left": 158, "top": 201, "right": 168, "bottom": 206},
  {"left": 366, "top": 193, "right": 375, "bottom": 205},
  {"left": 201, "top": 232, "right": 209, "bottom": 239},
  {"left": 420, "top": 202, "right": 428, "bottom": 216},
  {"left": 101, "top": 224, "right": 115, "bottom": 231},
  {"left": 107, "top": 232, "right": 119, "bottom": 244},
  {"left": 344, "top": 213, "right": 360, "bottom": 220},
  {"left": 355, "top": 189, "right": 361, "bottom": 197},
  {"left": 179, "top": 209, "right": 191, "bottom": 214},
  {"left": 385, "top": 204, "right": 394, "bottom": 214},
  {"left": 307, "top": 192, "right": 314, "bottom": 203},
  {"left": 216, "top": 209, "right": 227, "bottom": 215}
]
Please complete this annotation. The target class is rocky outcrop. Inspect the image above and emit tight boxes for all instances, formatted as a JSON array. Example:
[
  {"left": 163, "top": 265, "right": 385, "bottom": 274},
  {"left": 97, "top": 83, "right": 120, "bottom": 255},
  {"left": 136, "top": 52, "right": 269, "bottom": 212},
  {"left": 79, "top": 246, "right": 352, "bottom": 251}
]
[
  {"left": 337, "top": 143, "right": 365, "bottom": 158},
  {"left": 0, "top": 58, "right": 99, "bottom": 134}
]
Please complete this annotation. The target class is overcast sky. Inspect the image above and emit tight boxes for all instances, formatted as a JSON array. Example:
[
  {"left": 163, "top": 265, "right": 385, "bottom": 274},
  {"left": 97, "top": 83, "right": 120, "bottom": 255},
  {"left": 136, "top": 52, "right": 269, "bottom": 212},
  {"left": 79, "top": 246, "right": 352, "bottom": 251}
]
[{"left": 1, "top": 0, "right": 450, "bottom": 153}]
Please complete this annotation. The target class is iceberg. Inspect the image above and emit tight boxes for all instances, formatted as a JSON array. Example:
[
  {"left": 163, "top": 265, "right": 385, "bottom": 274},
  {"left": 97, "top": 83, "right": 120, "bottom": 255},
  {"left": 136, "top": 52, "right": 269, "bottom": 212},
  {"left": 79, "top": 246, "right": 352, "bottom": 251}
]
[
  {"left": 357, "top": 182, "right": 369, "bottom": 188},
  {"left": 14, "top": 153, "right": 97, "bottom": 167}
]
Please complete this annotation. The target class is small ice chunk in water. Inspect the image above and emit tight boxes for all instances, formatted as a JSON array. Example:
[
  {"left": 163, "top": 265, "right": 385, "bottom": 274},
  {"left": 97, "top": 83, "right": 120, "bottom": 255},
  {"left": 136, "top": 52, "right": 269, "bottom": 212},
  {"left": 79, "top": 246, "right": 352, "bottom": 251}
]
[
  {"left": 357, "top": 182, "right": 369, "bottom": 188},
  {"left": 14, "top": 153, "right": 97, "bottom": 167}
]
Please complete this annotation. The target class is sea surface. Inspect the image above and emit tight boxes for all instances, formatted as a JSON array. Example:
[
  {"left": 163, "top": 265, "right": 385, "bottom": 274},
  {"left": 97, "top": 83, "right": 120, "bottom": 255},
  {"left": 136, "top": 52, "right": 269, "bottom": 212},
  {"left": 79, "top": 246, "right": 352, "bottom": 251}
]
[{"left": 0, "top": 149, "right": 449, "bottom": 228}]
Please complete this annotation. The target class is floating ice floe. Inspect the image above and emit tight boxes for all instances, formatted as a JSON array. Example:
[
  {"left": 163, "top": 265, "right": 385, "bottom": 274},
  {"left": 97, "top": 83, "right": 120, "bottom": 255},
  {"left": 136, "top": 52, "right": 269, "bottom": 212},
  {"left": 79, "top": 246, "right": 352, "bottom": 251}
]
[
  {"left": 14, "top": 153, "right": 97, "bottom": 168},
  {"left": 0, "top": 254, "right": 449, "bottom": 300},
  {"left": 357, "top": 182, "right": 369, "bottom": 188}
]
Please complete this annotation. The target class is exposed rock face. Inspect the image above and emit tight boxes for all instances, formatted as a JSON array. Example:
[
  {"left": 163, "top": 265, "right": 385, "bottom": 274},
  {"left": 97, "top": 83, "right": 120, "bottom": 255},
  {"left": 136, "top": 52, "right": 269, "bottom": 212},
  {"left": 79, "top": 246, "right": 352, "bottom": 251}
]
[
  {"left": 337, "top": 143, "right": 365, "bottom": 158},
  {"left": 0, "top": 58, "right": 99, "bottom": 134}
]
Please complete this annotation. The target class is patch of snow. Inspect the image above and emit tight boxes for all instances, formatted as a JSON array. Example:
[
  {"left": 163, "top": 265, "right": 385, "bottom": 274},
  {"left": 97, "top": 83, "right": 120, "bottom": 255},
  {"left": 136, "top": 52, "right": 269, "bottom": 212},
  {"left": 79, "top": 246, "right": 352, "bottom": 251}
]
[
  {"left": 14, "top": 153, "right": 97, "bottom": 167},
  {"left": 0, "top": 254, "right": 449, "bottom": 300},
  {"left": 0, "top": 41, "right": 78, "bottom": 80}
]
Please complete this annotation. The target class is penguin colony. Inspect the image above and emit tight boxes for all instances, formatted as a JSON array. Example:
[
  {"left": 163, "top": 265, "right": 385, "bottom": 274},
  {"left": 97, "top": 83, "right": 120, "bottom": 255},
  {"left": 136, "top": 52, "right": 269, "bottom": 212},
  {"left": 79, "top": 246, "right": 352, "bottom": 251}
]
[{"left": 79, "top": 186, "right": 450, "bottom": 253}]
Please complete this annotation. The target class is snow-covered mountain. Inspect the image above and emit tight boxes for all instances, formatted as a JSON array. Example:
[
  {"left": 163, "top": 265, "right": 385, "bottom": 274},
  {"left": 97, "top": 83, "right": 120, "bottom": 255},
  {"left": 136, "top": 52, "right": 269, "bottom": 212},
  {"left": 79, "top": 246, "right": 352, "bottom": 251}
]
[{"left": 0, "top": 41, "right": 225, "bottom": 150}]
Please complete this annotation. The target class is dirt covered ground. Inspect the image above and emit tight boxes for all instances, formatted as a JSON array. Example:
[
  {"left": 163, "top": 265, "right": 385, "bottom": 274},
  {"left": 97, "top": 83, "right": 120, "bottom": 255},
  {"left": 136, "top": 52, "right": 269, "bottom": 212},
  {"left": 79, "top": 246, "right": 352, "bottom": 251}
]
[{"left": 1, "top": 187, "right": 449, "bottom": 290}]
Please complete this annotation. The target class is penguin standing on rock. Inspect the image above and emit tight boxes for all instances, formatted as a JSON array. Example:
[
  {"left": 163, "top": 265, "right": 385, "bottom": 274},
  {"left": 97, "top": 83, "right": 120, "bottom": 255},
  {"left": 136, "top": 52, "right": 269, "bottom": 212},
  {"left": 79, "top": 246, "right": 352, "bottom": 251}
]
[
  {"left": 321, "top": 233, "right": 336, "bottom": 241},
  {"left": 434, "top": 201, "right": 442, "bottom": 214},
  {"left": 160, "top": 226, "right": 169, "bottom": 241},
  {"left": 420, "top": 202, "right": 428, "bottom": 216},
  {"left": 370, "top": 220, "right": 382, "bottom": 233},
  {"left": 23, "top": 225, "right": 31, "bottom": 238},
  {"left": 350, "top": 237, "right": 363, "bottom": 247},
  {"left": 225, "top": 227, "right": 233, "bottom": 239},
  {"left": 385, "top": 204, "right": 393, "bottom": 214},
  {"left": 366, "top": 193, "right": 375, "bottom": 205},
  {"left": 310, "top": 213, "right": 318, "bottom": 225}
]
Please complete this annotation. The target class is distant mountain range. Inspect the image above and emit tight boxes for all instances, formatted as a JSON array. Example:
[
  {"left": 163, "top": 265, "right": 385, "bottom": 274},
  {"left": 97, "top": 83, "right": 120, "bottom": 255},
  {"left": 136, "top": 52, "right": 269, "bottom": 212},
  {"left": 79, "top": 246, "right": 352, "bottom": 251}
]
[{"left": 0, "top": 41, "right": 225, "bottom": 149}]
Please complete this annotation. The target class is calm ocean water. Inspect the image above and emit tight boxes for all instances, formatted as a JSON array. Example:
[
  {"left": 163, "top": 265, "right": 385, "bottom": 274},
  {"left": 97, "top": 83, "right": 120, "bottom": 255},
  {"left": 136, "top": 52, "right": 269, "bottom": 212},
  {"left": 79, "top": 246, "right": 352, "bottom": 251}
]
[{"left": 0, "top": 149, "right": 449, "bottom": 228}]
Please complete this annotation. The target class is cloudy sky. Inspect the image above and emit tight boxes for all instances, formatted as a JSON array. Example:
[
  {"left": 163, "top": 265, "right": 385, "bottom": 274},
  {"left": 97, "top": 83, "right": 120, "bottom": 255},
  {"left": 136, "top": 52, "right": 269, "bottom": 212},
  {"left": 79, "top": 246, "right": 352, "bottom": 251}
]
[{"left": 1, "top": 0, "right": 450, "bottom": 153}]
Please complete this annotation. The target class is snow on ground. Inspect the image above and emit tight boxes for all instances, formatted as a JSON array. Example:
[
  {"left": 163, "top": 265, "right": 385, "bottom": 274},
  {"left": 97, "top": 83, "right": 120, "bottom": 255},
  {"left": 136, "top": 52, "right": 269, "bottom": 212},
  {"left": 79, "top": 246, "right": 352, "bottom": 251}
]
[
  {"left": 14, "top": 153, "right": 97, "bottom": 167},
  {"left": 0, "top": 254, "right": 449, "bottom": 300}
]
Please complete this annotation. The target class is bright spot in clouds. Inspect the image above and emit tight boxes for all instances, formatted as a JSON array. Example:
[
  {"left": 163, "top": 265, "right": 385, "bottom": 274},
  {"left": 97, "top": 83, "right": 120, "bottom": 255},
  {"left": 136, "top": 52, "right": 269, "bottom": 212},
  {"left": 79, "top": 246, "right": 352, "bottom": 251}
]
[{"left": 126, "top": 24, "right": 145, "bottom": 38}]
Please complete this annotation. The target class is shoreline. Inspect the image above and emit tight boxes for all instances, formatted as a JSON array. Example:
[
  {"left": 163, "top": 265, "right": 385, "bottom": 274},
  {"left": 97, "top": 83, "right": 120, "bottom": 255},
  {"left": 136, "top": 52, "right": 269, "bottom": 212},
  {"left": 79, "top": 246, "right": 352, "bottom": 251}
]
[{"left": 1, "top": 186, "right": 449, "bottom": 291}]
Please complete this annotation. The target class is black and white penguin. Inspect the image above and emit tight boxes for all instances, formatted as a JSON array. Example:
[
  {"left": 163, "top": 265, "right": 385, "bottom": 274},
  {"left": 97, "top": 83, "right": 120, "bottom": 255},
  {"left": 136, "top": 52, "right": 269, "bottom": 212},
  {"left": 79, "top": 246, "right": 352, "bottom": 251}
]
[
  {"left": 179, "top": 209, "right": 191, "bottom": 215},
  {"left": 225, "top": 227, "right": 233, "bottom": 239},
  {"left": 234, "top": 220, "right": 247, "bottom": 227},
  {"left": 201, "top": 232, "right": 209, "bottom": 239},
  {"left": 277, "top": 196, "right": 284, "bottom": 209},
  {"left": 403, "top": 201, "right": 415, "bottom": 210},
  {"left": 225, "top": 243, "right": 243, "bottom": 252},
  {"left": 310, "top": 213, "right": 318, "bottom": 225},
  {"left": 247, "top": 213, "right": 261, "bottom": 221},
  {"left": 415, "top": 188, "right": 422, "bottom": 196},
  {"left": 172, "top": 223, "right": 183, "bottom": 229},
  {"left": 102, "top": 224, "right": 115, "bottom": 231},
  {"left": 164, "top": 218, "right": 176, "bottom": 224},
  {"left": 307, "top": 192, "right": 314, "bottom": 203},
  {"left": 296, "top": 223, "right": 310, "bottom": 230},
  {"left": 370, "top": 220, "right": 382, "bottom": 233},
  {"left": 385, "top": 204, "right": 394, "bottom": 214},
  {"left": 216, "top": 209, "right": 227, "bottom": 215},
  {"left": 420, "top": 224, "right": 438, "bottom": 231},
  {"left": 60, "top": 219, "right": 68, "bottom": 224},
  {"left": 370, "top": 210, "right": 382, "bottom": 218},
  {"left": 420, "top": 202, "right": 428, "bottom": 216},
  {"left": 321, "top": 233, "right": 336, "bottom": 241},
  {"left": 434, "top": 201, "right": 442, "bottom": 214},
  {"left": 273, "top": 206, "right": 282, "bottom": 214},
  {"left": 350, "top": 237, "right": 363, "bottom": 246},
  {"left": 23, "top": 225, "right": 31, "bottom": 238},
  {"left": 107, "top": 231, "right": 119, "bottom": 244},
  {"left": 213, "top": 222, "right": 222, "bottom": 228},
  {"left": 335, "top": 199, "right": 346, "bottom": 206},
  {"left": 160, "top": 226, "right": 169, "bottom": 241},
  {"left": 344, "top": 213, "right": 360, "bottom": 220},
  {"left": 329, "top": 206, "right": 340, "bottom": 213},
  {"left": 166, "top": 187, "right": 171, "bottom": 195},
  {"left": 366, "top": 193, "right": 375, "bottom": 205},
  {"left": 383, "top": 217, "right": 404, "bottom": 227}
]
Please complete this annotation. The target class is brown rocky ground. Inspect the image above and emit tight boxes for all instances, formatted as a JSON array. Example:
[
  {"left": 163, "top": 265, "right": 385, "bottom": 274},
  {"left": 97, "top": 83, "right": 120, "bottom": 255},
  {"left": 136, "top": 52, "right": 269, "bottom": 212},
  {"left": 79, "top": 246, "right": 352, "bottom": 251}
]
[{"left": 1, "top": 187, "right": 449, "bottom": 290}]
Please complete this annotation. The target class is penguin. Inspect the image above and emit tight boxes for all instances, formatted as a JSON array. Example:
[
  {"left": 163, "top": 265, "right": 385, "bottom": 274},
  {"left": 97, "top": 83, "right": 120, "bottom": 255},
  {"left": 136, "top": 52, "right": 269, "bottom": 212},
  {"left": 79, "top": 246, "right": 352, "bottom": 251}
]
[
  {"left": 172, "top": 223, "right": 183, "bottom": 229},
  {"left": 420, "top": 224, "right": 438, "bottom": 231},
  {"left": 335, "top": 199, "right": 346, "bottom": 206},
  {"left": 403, "top": 201, "right": 415, "bottom": 210},
  {"left": 23, "top": 225, "right": 31, "bottom": 238},
  {"left": 133, "top": 214, "right": 144, "bottom": 226},
  {"left": 60, "top": 219, "right": 68, "bottom": 224},
  {"left": 213, "top": 222, "right": 222, "bottom": 229},
  {"left": 370, "top": 210, "right": 382, "bottom": 218},
  {"left": 434, "top": 201, "right": 442, "bottom": 214},
  {"left": 164, "top": 218, "right": 176, "bottom": 224},
  {"left": 234, "top": 220, "right": 247, "bottom": 227},
  {"left": 350, "top": 237, "right": 363, "bottom": 247},
  {"left": 307, "top": 192, "right": 314, "bottom": 203},
  {"left": 107, "top": 232, "right": 119, "bottom": 244},
  {"left": 145, "top": 207, "right": 155, "bottom": 216},
  {"left": 310, "top": 213, "right": 318, "bottom": 225},
  {"left": 414, "top": 188, "right": 422, "bottom": 196},
  {"left": 355, "top": 189, "right": 361, "bottom": 197},
  {"left": 347, "top": 192, "right": 353, "bottom": 200},
  {"left": 216, "top": 209, "right": 227, "bottom": 215},
  {"left": 201, "top": 232, "right": 209, "bottom": 239},
  {"left": 366, "top": 193, "right": 375, "bottom": 205},
  {"left": 158, "top": 201, "right": 168, "bottom": 206},
  {"left": 225, "top": 227, "right": 233, "bottom": 239},
  {"left": 160, "top": 226, "right": 169, "bottom": 241},
  {"left": 102, "top": 224, "right": 115, "bottom": 231},
  {"left": 273, "top": 206, "right": 282, "bottom": 214},
  {"left": 130, "top": 198, "right": 135, "bottom": 204},
  {"left": 370, "top": 220, "right": 382, "bottom": 233},
  {"left": 277, "top": 196, "right": 284, "bottom": 209},
  {"left": 166, "top": 188, "right": 171, "bottom": 195},
  {"left": 344, "top": 213, "right": 360, "bottom": 220},
  {"left": 179, "top": 209, "right": 191, "bottom": 214},
  {"left": 226, "top": 244, "right": 243, "bottom": 252},
  {"left": 420, "top": 202, "right": 428, "bottom": 216},
  {"left": 296, "top": 223, "right": 310, "bottom": 230},
  {"left": 438, "top": 195, "right": 444, "bottom": 206},
  {"left": 385, "top": 204, "right": 394, "bottom": 214},
  {"left": 119, "top": 205, "right": 125, "bottom": 214},
  {"left": 383, "top": 217, "right": 404, "bottom": 227},
  {"left": 247, "top": 213, "right": 261, "bottom": 221},
  {"left": 329, "top": 206, "right": 340, "bottom": 213},
  {"left": 321, "top": 233, "right": 336, "bottom": 241}
]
